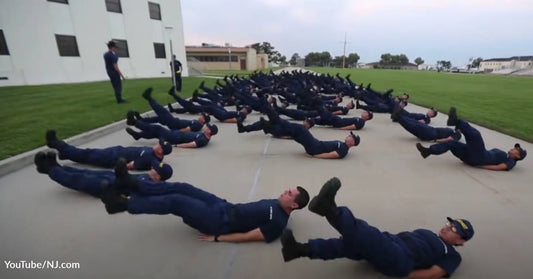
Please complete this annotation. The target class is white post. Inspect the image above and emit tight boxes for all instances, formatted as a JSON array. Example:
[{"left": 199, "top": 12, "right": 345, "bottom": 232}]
[{"left": 165, "top": 26, "right": 176, "bottom": 95}]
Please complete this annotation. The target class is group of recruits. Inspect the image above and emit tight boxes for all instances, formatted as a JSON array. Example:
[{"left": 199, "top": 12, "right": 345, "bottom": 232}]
[{"left": 34, "top": 69, "right": 527, "bottom": 278}]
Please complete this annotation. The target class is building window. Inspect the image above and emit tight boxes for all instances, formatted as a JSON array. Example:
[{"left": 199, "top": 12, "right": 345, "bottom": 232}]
[
  {"left": 48, "top": 0, "right": 69, "bottom": 4},
  {"left": 55, "top": 34, "right": 80, "bottom": 57},
  {"left": 106, "top": 0, "right": 122, "bottom": 13},
  {"left": 153, "top": 43, "right": 166, "bottom": 59},
  {"left": 148, "top": 2, "right": 161, "bottom": 20},
  {"left": 0, "top": 30, "right": 9, "bottom": 55},
  {"left": 113, "top": 39, "right": 129, "bottom": 57}
]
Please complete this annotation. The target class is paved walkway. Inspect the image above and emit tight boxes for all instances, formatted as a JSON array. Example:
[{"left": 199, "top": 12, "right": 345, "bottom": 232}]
[{"left": 1, "top": 100, "right": 532, "bottom": 278}]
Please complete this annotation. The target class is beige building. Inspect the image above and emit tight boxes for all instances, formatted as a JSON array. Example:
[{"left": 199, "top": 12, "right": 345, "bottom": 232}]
[
  {"left": 186, "top": 45, "right": 268, "bottom": 73},
  {"left": 480, "top": 56, "right": 533, "bottom": 72}
]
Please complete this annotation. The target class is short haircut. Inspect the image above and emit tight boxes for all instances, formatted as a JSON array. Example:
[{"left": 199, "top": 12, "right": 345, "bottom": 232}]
[
  {"left": 295, "top": 186, "right": 310, "bottom": 209},
  {"left": 107, "top": 41, "right": 116, "bottom": 48}
]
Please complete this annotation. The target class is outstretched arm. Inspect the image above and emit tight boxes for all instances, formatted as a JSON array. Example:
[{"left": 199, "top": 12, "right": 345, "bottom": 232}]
[
  {"left": 313, "top": 151, "right": 340, "bottom": 159},
  {"left": 176, "top": 142, "right": 198, "bottom": 148},
  {"left": 478, "top": 163, "right": 508, "bottom": 171},
  {"left": 198, "top": 228, "right": 265, "bottom": 243},
  {"left": 408, "top": 265, "right": 447, "bottom": 279}
]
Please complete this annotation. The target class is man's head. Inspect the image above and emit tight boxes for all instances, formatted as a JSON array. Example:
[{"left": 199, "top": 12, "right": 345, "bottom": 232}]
[
  {"left": 401, "top": 93, "right": 410, "bottom": 100},
  {"left": 303, "top": 118, "right": 315, "bottom": 129},
  {"left": 345, "top": 132, "right": 360, "bottom": 147},
  {"left": 205, "top": 123, "right": 218, "bottom": 136},
  {"left": 346, "top": 100, "right": 355, "bottom": 110},
  {"left": 278, "top": 186, "right": 310, "bottom": 212},
  {"left": 148, "top": 161, "right": 173, "bottom": 181},
  {"left": 107, "top": 40, "right": 117, "bottom": 51},
  {"left": 439, "top": 217, "right": 474, "bottom": 246},
  {"left": 199, "top": 113, "right": 210, "bottom": 124},
  {"left": 508, "top": 143, "right": 527, "bottom": 161},
  {"left": 153, "top": 139, "right": 172, "bottom": 158},
  {"left": 361, "top": 111, "right": 373, "bottom": 121},
  {"left": 427, "top": 107, "right": 438, "bottom": 118}
]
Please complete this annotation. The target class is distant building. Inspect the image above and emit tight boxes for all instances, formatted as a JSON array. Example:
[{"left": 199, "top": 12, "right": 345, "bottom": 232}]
[
  {"left": 0, "top": 0, "right": 187, "bottom": 86},
  {"left": 359, "top": 62, "right": 418, "bottom": 70},
  {"left": 186, "top": 45, "right": 268, "bottom": 73},
  {"left": 480, "top": 56, "right": 533, "bottom": 72}
]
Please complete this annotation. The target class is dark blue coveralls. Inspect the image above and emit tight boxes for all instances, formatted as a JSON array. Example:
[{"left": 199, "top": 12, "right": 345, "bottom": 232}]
[
  {"left": 54, "top": 141, "right": 159, "bottom": 170},
  {"left": 315, "top": 109, "right": 365, "bottom": 129},
  {"left": 49, "top": 166, "right": 150, "bottom": 197},
  {"left": 277, "top": 107, "right": 318, "bottom": 121},
  {"left": 143, "top": 97, "right": 203, "bottom": 131},
  {"left": 134, "top": 121, "right": 209, "bottom": 147},
  {"left": 169, "top": 93, "right": 205, "bottom": 114},
  {"left": 192, "top": 98, "right": 239, "bottom": 121},
  {"left": 171, "top": 59, "right": 182, "bottom": 91},
  {"left": 280, "top": 121, "right": 349, "bottom": 158},
  {"left": 308, "top": 207, "right": 462, "bottom": 277},
  {"left": 428, "top": 120, "right": 516, "bottom": 170},
  {"left": 103, "top": 50, "right": 123, "bottom": 103},
  {"left": 398, "top": 115, "right": 453, "bottom": 141},
  {"left": 127, "top": 181, "right": 289, "bottom": 242}
]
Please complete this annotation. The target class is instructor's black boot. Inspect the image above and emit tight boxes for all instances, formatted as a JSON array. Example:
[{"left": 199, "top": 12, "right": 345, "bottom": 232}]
[
  {"left": 281, "top": 229, "right": 311, "bottom": 262},
  {"left": 142, "top": 87, "right": 153, "bottom": 100},
  {"left": 125, "top": 128, "right": 141, "bottom": 140},
  {"left": 416, "top": 143, "right": 431, "bottom": 159},
  {"left": 308, "top": 177, "right": 341, "bottom": 217},
  {"left": 447, "top": 107, "right": 458, "bottom": 126},
  {"left": 126, "top": 110, "right": 137, "bottom": 126},
  {"left": 100, "top": 180, "right": 128, "bottom": 214}
]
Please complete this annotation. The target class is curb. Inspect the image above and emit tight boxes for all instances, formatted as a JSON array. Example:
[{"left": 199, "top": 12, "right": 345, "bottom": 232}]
[{"left": 0, "top": 110, "right": 157, "bottom": 177}]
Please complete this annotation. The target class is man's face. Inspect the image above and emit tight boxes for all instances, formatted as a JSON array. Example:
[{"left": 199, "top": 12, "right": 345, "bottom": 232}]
[
  {"left": 279, "top": 187, "right": 300, "bottom": 209},
  {"left": 438, "top": 221, "right": 465, "bottom": 245},
  {"left": 148, "top": 169, "right": 162, "bottom": 181},
  {"left": 426, "top": 109, "right": 435, "bottom": 118},
  {"left": 508, "top": 148, "right": 521, "bottom": 159},
  {"left": 361, "top": 112, "right": 370, "bottom": 121},
  {"left": 345, "top": 135, "right": 355, "bottom": 146},
  {"left": 153, "top": 144, "right": 164, "bottom": 157},
  {"left": 346, "top": 101, "right": 355, "bottom": 109}
]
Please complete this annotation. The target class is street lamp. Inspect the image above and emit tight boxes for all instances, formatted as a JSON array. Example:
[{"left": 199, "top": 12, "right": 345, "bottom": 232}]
[{"left": 165, "top": 25, "right": 176, "bottom": 95}]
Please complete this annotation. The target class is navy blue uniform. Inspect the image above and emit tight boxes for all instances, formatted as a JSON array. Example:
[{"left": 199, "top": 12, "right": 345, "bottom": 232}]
[
  {"left": 428, "top": 120, "right": 516, "bottom": 170},
  {"left": 169, "top": 93, "right": 205, "bottom": 114},
  {"left": 281, "top": 121, "right": 349, "bottom": 158},
  {"left": 308, "top": 207, "right": 461, "bottom": 277},
  {"left": 49, "top": 166, "right": 150, "bottom": 197},
  {"left": 55, "top": 141, "right": 160, "bottom": 170},
  {"left": 277, "top": 107, "right": 318, "bottom": 121},
  {"left": 171, "top": 59, "right": 182, "bottom": 91},
  {"left": 316, "top": 109, "right": 365, "bottom": 129},
  {"left": 398, "top": 115, "right": 454, "bottom": 141},
  {"left": 135, "top": 121, "right": 210, "bottom": 147},
  {"left": 144, "top": 97, "right": 203, "bottom": 131},
  {"left": 103, "top": 50, "right": 123, "bottom": 103},
  {"left": 127, "top": 181, "right": 288, "bottom": 242}
]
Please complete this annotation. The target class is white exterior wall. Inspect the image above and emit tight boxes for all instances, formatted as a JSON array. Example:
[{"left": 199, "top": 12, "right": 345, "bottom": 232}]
[{"left": 0, "top": 0, "right": 188, "bottom": 86}]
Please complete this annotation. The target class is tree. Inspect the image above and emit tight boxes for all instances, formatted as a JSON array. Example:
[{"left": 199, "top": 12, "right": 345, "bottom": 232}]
[
  {"left": 289, "top": 53, "right": 300, "bottom": 66},
  {"left": 250, "top": 42, "right": 286, "bottom": 65},
  {"left": 304, "top": 51, "right": 332, "bottom": 67},
  {"left": 414, "top": 57, "right": 424, "bottom": 66},
  {"left": 436, "top": 60, "right": 452, "bottom": 71},
  {"left": 472, "top": 57, "right": 483, "bottom": 68},
  {"left": 379, "top": 53, "right": 409, "bottom": 65},
  {"left": 346, "top": 53, "right": 360, "bottom": 67}
]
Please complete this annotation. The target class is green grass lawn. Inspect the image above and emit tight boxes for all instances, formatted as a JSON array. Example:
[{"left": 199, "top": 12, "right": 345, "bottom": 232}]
[
  {"left": 1, "top": 69, "right": 532, "bottom": 160},
  {"left": 309, "top": 67, "right": 533, "bottom": 143},
  {"left": 0, "top": 77, "right": 216, "bottom": 160}
]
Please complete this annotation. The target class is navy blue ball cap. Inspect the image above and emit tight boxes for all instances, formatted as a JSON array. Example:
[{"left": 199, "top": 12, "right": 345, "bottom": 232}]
[
  {"left": 349, "top": 131, "right": 360, "bottom": 146},
  {"left": 447, "top": 217, "right": 474, "bottom": 241},
  {"left": 151, "top": 161, "right": 173, "bottom": 181},
  {"left": 207, "top": 123, "right": 218, "bottom": 135},
  {"left": 159, "top": 139, "right": 172, "bottom": 155}
]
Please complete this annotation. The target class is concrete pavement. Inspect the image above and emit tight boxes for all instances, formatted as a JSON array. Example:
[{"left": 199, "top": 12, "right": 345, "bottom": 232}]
[{"left": 1, "top": 99, "right": 532, "bottom": 278}]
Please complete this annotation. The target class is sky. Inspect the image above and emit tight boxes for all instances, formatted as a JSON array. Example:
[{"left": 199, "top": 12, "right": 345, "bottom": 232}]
[{"left": 180, "top": 0, "right": 533, "bottom": 67}]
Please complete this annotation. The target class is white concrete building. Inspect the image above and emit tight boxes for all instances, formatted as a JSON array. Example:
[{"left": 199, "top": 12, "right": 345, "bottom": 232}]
[{"left": 0, "top": 0, "right": 187, "bottom": 86}]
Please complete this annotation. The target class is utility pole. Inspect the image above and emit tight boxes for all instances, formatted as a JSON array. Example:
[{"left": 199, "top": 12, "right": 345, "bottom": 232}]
[{"left": 341, "top": 32, "right": 350, "bottom": 68}]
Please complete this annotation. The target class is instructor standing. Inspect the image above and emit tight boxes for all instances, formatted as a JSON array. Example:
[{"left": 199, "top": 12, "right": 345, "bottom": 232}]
[
  {"left": 170, "top": 54, "right": 182, "bottom": 92},
  {"left": 104, "top": 40, "right": 126, "bottom": 103}
]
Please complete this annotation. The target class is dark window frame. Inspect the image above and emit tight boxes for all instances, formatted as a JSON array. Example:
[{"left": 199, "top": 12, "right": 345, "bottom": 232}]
[
  {"left": 153, "top": 43, "right": 166, "bottom": 59},
  {"left": 105, "top": 0, "right": 122, "bottom": 13},
  {"left": 148, "top": 2, "right": 162, "bottom": 20},
  {"left": 0, "top": 30, "right": 9, "bottom": 55},
  {"left": 48, "top": 0, "right": 69, "bottom": 4},
  {"left": 113, "top": 39, "right": 129, "bottom": 58},
  {"left": 55, "top": 34, "right": 80, "bottom": 57}
]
